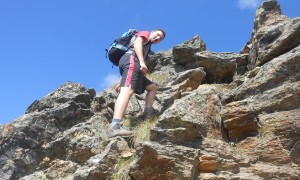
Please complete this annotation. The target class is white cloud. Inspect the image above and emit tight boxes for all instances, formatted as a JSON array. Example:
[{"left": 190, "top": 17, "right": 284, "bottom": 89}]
[
  {"left": 101, "top": 74, "right": 120, "bottom": 89},
  {"left": 238, "top": 0, "right": 262, "bottom": 9}
]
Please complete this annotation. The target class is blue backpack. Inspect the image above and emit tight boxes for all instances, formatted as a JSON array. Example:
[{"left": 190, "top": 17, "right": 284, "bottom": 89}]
[{"left": 105, "top": 29, "right": 138, "bottom": 66}]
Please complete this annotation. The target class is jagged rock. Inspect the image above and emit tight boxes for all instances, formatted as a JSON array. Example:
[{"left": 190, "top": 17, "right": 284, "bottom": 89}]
[
  {"left": 197, "top": 138, "right": 254, "bottom": 179},
  {"left": 20, "top": 171, "right": 46, "bottom": 180},
  {"left": 26, "top": 82, "right": 96, "bottom": 113},
  {"left": 237, "top": 136, "right": 291, "bottom": 164},
  {"left": 235, "top": 54, "right": 249, "bottom": 75},
  {"left": 173, "top": 35, "right": 206, "bottom": 65},
  {"left": 170, "top": 67, "right": 206, "bottom": 89},
  {"left": 0, "top": 82, "right": 96, "bottom": 179},
  {"left": 221, "top": 100, "right": 259, "bottom": 141},
  {"left": 199, "top": 155, "right": 219, "bottom": 173},
  {"left": 192, "top": 51, "right": 239, "bottom": 83},
  {"left": 258, "top": 109, "right": 300, "bottom": 164},
  {"left": 222, "top": 44, "right": 300, "bottom": 141},
  {"left": 173, "top": 36, "right": 241, "bottom": 83},
  {"left": 240, "top": 162, "right": 300, "bottom": 179},
  {"left": 92, "top": 89, "right": 116, "bottom": 112},
  {"left": 243, "top": 0, "right": 300, "bottom": 68},
  {"left": 151, "top": 85, "right": 222, "bottom": 146},
  {"left": 222, "top": 79, "right": 300, "bottom": 141},
  {"left": 259, "top": 109, "right": 300, "bottom": 150},
  {"left": 73, "top": 138, "right": 131, "bottom": 180},
  {"left": 291, "top": 142, "right": 300, "bottom": 164},
  {"left": 147, "top": 51, "right": 175, "bottom": 73},
  {"left": 157, "top": 67, "right": 206, "bottom": 105},
  {"left": 129, "top": 142, "right": 199, "bottom": 179},
  {"left": 131, "top": 67, "right": 206, "bottom": 116},
  {"left": 42, "top": 114, "right": 109, "bottom": 166},
  {"left": 44, "top": 159, "right": 79, "bottom": 179}
]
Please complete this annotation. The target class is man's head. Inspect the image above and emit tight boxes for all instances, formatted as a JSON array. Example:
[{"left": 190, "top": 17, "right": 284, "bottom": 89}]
[{"left": 150, "top": 29, "right": 166, "bottom": 44}]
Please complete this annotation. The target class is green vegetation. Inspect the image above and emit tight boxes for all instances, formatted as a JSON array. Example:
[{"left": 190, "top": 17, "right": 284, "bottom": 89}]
[
  {"left": 146, "top": 73, "right": 170, "bottom": 85},
  {"left": 110, "top": 116, "right": 159, "bottom": 179},
  {"left": 132, "top": 117, "right": 159, "bottom": 143},
  {"left": 122, "top": 115, "right": 159, "bottom": 144},
  {"left": 111, "top": 156, "right": 135, "bottom": 180},
  {"left": 258, "top": 124, "right": 277, "bottom": 135}
]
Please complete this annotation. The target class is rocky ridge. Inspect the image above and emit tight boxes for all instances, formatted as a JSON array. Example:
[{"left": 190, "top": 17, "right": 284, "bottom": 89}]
[{"left": 1, "top": 0, "right": 300, "bottom": 179}]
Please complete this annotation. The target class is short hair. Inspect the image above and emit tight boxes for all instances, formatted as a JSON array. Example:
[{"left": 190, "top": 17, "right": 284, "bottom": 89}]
[{"left": 153, "top": 28, "right": 166, "bottom": 39}]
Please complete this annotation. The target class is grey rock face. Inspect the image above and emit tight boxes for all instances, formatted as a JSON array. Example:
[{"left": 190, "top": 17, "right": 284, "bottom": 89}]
[
  {"left": 1, "top": 82, "right": 97, "bottom": 179},
  {"left": 243, "top": 0, "right": 300, "bottom": 68},
  {"left": 173, "top": 35, "right": 206, "bottom": 65}
]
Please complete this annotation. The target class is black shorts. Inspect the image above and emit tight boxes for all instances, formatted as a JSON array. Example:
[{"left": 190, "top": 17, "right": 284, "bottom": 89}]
[{"left": 119, "top": 52, "right": 153, "bottom": 94}]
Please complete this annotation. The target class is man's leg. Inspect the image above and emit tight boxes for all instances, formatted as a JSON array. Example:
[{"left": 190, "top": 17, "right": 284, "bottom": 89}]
[
  {"left": 107, "top": 86, "right": 135, "bottom": 138},
  {"left": 114, "top": 86, "right": 135, "bottom": 119},
  {"left": 143, "top": 83, "right": 157, "bottom": 119},
  {"left": 145, "top": 83, "right": 157, "bottom": 108}
]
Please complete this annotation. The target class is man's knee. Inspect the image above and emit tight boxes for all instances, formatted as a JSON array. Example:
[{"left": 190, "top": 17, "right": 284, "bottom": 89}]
[
  {"left": 120, "top": 86, "right": 135, "bottom": 97},
  {"left": 147, "top": 83, "right": 157, "bottom": 92}
]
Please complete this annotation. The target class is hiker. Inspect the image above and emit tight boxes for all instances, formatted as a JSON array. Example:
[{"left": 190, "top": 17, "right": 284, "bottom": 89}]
[{"left": 107, "top": 29, "right": 166, "bottom": 138}]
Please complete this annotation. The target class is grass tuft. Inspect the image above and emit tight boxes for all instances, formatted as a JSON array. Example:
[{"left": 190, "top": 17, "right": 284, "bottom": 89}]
[
  {"left": 132, "top": 117, "right": 159, "bottom": 143},
  {"left": 111, "top": 155, "right": 135, "bottom": 180}
]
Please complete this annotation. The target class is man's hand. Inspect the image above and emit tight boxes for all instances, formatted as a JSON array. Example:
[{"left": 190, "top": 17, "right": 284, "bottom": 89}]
[
  {"left": 115, "top": 82, "right": 121, "bottom": 96},
  {"left": 140, "top": 62, "right": 148, "bottom": 74}
]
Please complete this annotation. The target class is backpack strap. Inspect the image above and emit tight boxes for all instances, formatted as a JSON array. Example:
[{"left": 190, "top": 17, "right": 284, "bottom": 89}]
[{"left": 105, "top": 48, "right": 108, "bottom": 58}]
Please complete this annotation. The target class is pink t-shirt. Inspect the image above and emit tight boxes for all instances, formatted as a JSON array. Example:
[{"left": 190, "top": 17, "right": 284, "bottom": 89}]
[
  {"left": 136, "top": 31, "right": 151, "bottom": 43},
  {"left": 135, "top": 31, "right": 151, "bottom": 59}
]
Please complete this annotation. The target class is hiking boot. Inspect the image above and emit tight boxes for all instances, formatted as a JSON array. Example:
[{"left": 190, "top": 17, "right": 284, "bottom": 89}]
[
  {"left": 107, "top": 123, "right": 133, "bottom": 138},
  {"left": 142, "top": 107, "right": 156, "bottom": 120}
]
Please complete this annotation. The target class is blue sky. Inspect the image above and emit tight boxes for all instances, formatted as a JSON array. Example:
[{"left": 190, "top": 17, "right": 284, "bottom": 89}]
[{"left": 0, "top": 0, "right": 299, "bottom": 125}]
